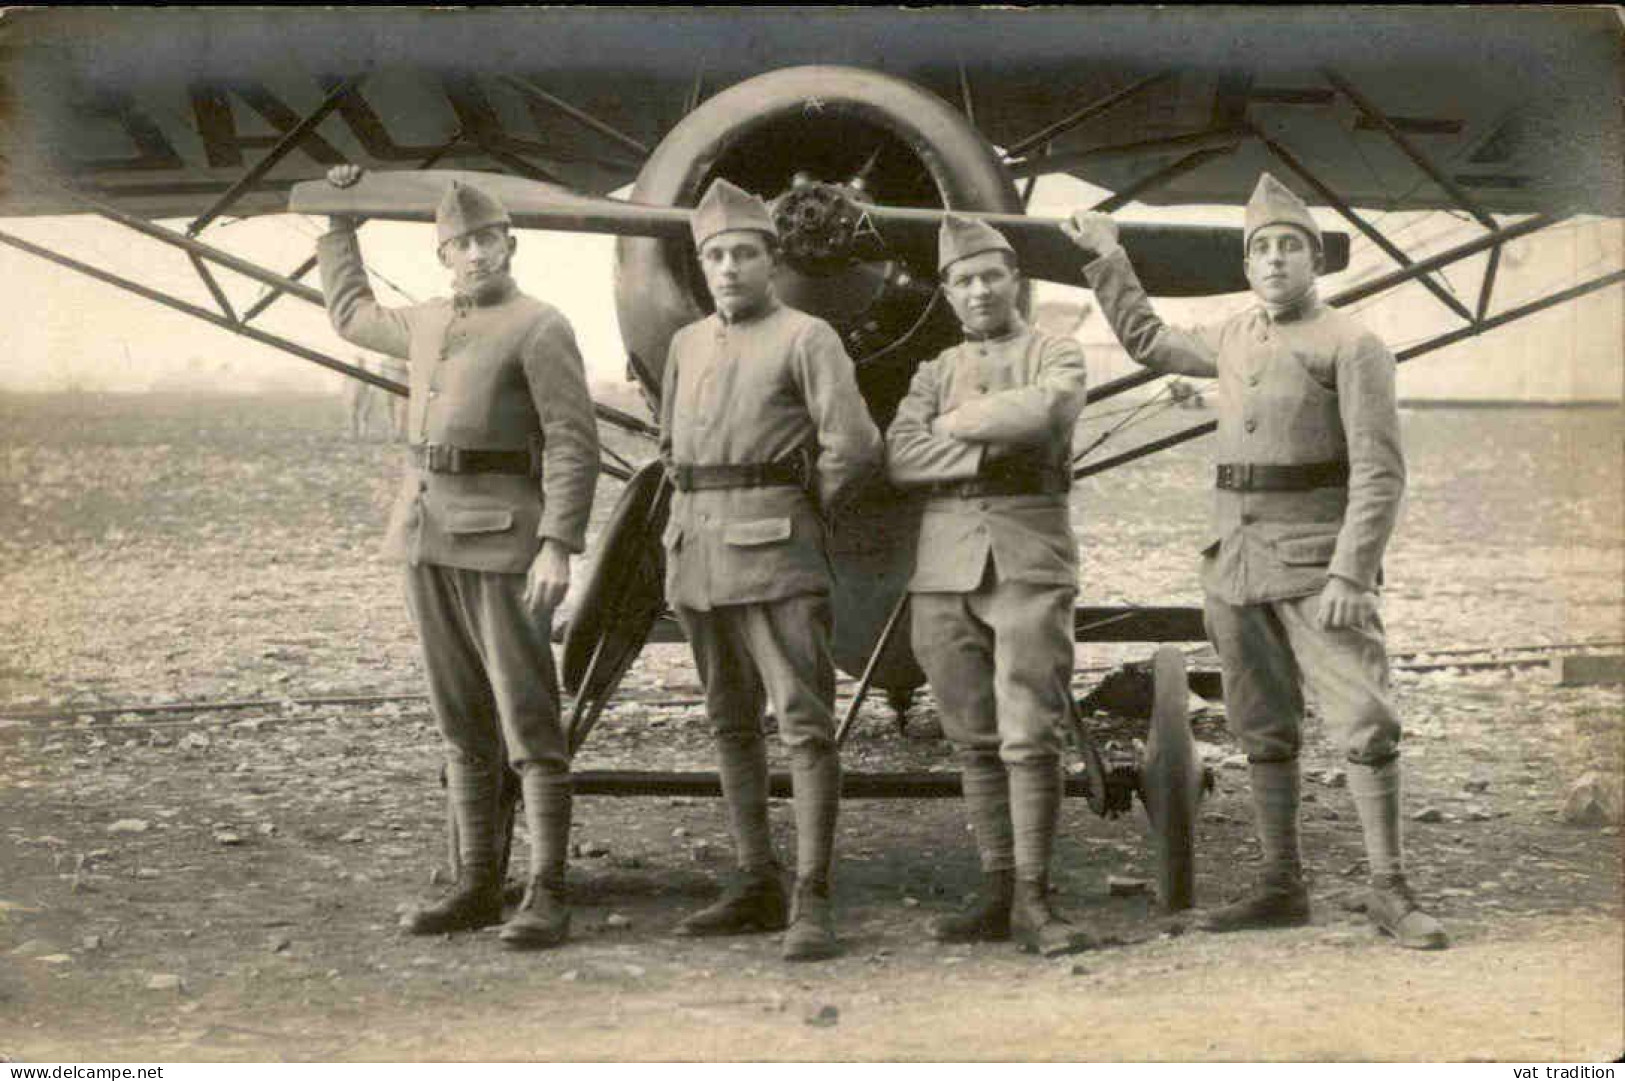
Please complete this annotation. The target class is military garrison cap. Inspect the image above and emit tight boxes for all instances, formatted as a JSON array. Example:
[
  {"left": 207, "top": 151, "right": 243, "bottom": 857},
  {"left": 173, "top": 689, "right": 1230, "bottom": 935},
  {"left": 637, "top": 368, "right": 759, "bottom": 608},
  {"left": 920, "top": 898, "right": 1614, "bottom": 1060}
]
[
  {"left": 691, "top": 178, "right": 777, "bottom": 250},
  {"left": 938, "top": 213, "right": 1016, "bottom": 274},
  {"left": 1244, "top": 173, "right": 1323, "bottom": 251},
  {"left": 436, "top": 181, "right": 512, "bottom": 246}
]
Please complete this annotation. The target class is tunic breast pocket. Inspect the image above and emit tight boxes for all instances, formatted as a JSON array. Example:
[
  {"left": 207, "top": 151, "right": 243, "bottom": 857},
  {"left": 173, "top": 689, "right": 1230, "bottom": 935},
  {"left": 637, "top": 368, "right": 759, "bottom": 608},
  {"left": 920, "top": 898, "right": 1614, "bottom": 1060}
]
[{"left": 722, "top": 517, "right": 792, "bottom": 547}]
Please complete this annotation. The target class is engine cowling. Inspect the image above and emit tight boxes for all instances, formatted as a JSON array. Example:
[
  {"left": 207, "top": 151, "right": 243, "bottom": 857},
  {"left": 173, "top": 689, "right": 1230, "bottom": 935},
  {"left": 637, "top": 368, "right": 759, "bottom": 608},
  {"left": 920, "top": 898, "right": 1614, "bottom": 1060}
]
[{"left": 614, "top": 65, "right": 1025, "bottom": 698}]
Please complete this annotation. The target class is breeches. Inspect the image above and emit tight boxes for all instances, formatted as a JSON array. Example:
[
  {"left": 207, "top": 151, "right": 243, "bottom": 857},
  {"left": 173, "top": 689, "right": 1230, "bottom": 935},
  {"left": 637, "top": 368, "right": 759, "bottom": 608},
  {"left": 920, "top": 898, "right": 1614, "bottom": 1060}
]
[
  {"left": 909, "top": 574, "right": 1075, "bottom": 765},
  {"left": 1203, "top": 591, "right": 1401, "bottom": 765},
  {"left": 673, "top": 594, "right": 837, "bottom": 750},
  {"left": 403, "top": 563, "right": 567, "bottom": 771}
]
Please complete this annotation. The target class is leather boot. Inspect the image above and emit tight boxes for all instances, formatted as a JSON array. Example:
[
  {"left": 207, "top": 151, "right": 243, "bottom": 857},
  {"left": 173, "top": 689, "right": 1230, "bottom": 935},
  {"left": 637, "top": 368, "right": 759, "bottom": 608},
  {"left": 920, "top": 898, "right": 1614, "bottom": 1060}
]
[
  {"left": 1011, "top": 876, "right": 1096, "bottom": 957},
  {"left": 498, "top": 873, "right": 571, "bottom": 950},
  {"left": 1360, "top": 874, "right": 1449, "bottom": 950},
  {"left": 675, "top": 864, "right": 788, "bottom": 937},
  {"left": 781, "top": 877, "right": 839, "bottom": 962},
  {"left": 930, "top": 869, "right": 1015, "bottom": 943},
  {"left": 1195, "top": 866, "right": 1310, "bottom": 932},
  {"left": 400, "top": 864, "right": 504, "bottom": 935}
]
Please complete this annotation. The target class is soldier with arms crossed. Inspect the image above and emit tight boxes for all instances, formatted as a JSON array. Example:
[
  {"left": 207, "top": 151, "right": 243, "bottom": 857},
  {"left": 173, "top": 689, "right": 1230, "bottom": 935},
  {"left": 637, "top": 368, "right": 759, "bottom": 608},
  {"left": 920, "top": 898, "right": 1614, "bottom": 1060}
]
[
  {"left": 1062, "top": 175, "right": 1447, "bottom": 949},
  {"left": 318, "top": 166, "right": 600, "bottom": 950},
  {"left": 886, "top": 216, "right": 1094, "bottom": 957},
  {"left": 660, "top": 179, "right": 883, "bottom": 962}
]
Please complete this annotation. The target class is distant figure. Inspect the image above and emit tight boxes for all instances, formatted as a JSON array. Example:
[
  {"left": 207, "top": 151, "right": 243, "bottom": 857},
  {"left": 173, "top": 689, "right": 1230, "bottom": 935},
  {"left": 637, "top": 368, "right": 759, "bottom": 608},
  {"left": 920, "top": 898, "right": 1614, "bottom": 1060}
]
[{"left": 343, "top": 353, "right": 410, "bottom": 440}]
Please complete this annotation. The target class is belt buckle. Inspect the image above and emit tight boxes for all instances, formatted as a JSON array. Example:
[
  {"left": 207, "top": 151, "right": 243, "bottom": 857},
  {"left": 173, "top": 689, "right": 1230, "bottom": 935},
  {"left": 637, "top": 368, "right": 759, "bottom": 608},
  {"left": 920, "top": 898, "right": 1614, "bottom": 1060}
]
[
  {"left": 424, "top": 443, "right": 458, "bottom": 473},
  {"left": 1219, "top": 463, "right": 1251, "bottom": 490}
]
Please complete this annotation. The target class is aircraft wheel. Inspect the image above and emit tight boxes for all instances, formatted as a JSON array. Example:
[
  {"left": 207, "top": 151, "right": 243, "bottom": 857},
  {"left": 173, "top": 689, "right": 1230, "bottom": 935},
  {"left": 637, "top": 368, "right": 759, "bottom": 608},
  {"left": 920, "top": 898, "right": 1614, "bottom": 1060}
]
[
  {"left": 1138, "top": 646, "right": 1205, "bottom": 912},
  {"left": 561, "top": 459, "right": 670, "bottom": 700}
]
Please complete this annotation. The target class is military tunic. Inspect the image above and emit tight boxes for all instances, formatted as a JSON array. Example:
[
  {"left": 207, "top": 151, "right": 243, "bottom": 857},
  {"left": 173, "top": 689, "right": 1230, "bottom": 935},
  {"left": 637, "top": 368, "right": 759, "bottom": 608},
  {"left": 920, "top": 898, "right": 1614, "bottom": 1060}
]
[
  {"left": 319, "top": 230, "right": 599, "bottom": 770},
  {"left": 885, "top": 317, "right": 1089, "bottom": 763},
  {"left": 659, "top": 299, "right": 882, "bottom": 747},
  {"left": 1083, "top": 246, "right": 1404, "bottom": 765}
]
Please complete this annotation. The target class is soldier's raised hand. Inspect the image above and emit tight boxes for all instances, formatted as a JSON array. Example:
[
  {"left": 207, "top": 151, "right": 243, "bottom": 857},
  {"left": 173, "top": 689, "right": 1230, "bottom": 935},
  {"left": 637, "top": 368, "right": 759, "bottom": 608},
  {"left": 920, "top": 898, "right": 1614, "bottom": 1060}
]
[
  {"left": 1060, "top": 211, "right": 1120, "bottom": 258},
  {"left": 327, "top": 164, "right": 364, "bottom": 189},
  {"left": 325, "top": 165, "right": 365, "bottom": 231}
]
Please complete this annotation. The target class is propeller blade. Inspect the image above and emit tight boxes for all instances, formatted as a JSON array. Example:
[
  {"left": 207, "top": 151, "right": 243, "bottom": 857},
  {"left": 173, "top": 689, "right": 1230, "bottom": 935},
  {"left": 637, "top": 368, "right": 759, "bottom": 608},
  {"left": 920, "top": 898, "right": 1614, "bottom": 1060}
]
[
  {"left": 855, "top": 206, "right": 1350, "bottom": 297},
  {"left": 288, "top": 170, "right": 1352, "bottom": 297},
  {"left": 288, "top": 169, "right": 691, "bottom": 240}
]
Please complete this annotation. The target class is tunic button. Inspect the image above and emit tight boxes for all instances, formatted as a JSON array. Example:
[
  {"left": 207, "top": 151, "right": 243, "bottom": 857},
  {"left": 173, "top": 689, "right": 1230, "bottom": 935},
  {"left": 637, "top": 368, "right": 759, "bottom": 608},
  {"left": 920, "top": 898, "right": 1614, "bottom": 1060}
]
[
  {"left": 1244, "top": 419, "right": 1257, "bottom": 433},
  {"left": 977, "top": 384, "right": 989, "bottom": 393},
  {"left": 977, "top": 500, "right": 991, "bottom": 511},
  {"left": 1240, "top": 511, "right": 1255, "bottom": 524},
  {"left": 1248, "top": 374, "right": 1261, "bottom": 387}
]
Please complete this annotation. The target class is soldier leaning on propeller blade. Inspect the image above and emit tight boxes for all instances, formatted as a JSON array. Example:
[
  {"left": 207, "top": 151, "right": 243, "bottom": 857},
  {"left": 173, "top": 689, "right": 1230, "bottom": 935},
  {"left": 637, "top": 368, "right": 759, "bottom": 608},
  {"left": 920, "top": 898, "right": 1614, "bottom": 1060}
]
[
  {"left": 317, "top": 165, "right": 600, "bottom": 950},
  {"left": 1062, "top": 176, "right": 1448, "bottom": 950},
  {"left": 884, "top": 216, "right": 1095, "bottom": 958},
  {"left": 659, "top": 179, "right": 884, "bottom": 962}
]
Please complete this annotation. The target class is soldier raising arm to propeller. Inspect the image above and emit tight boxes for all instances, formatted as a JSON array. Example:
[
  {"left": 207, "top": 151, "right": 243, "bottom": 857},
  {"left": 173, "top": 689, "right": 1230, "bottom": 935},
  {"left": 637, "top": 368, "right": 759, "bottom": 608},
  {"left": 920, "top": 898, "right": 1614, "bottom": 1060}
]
[
  {"left": 1060, "top": 177, "right": 1447, "bottom": 950},
  {"left": 317, "top": 163, "right": 599, "bottom": 952}
]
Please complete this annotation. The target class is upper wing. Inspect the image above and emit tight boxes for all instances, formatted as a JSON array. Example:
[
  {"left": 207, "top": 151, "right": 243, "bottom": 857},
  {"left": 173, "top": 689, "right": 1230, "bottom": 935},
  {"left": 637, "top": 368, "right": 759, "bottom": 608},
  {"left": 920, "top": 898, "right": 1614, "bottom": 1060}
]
[{"left": 1, "top": 8, "right": 1617, "bottom": 221}]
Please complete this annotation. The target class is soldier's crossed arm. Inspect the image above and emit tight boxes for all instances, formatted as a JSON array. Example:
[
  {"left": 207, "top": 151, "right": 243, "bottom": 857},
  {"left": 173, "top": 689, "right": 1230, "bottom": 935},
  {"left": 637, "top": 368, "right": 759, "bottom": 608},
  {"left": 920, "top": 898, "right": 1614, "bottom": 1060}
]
[
  {"left": 793, "top": 319, "right": 884, "bottom": 510},
  {"left": 1081, "top": 247, "right": 1221, "bottom": 379},
  {"left": 935, "top": 336, "right": 1089, "bottom": 447},
  {"left": 315, "top": 230, "right": 414, "bottom": 360},
  {"left": 884, "top": 355, "right": 986, "bottom": 486},
  {"left": 523, "top": 311, "right": 600, "bottom": 555}
]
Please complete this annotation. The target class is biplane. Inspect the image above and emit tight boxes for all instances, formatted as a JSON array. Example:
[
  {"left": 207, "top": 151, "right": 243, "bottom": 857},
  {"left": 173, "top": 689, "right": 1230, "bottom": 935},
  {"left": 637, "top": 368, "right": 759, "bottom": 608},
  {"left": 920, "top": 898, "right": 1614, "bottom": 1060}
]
[{"left": 2, "top": 7, "right": 1620, "bottom": 910}]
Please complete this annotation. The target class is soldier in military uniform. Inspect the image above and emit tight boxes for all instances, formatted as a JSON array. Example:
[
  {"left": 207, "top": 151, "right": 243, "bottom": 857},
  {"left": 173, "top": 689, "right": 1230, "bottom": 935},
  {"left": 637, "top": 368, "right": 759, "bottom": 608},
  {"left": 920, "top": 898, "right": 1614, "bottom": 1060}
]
[
  {"left": 317, "top": 166, "right": 600, "bottom": 950},
  {"left": 885, "top": 215, "right": 1094, "bottom": 957},
  {"left": 1063, "top": 175, "right": 1448, "bottom": 949},
  {"left": 660, "top": 178, "right": 883, "bottom": 962}
]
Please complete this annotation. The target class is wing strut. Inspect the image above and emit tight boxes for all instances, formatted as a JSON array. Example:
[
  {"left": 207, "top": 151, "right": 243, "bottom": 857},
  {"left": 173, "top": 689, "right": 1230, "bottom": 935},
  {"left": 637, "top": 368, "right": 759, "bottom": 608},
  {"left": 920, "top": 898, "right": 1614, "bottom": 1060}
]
[
  {"left": 1005, "top": 71, "right": 1172, "bottom": 159},
  {"left": 242, "top": 128, "right": 472, "bottom": 324},
  {"left": 1, "top": 167, "right": 655, "bottom": 464},
  {"left": 1253, "top": 126, "right": 1477, "bottom": 324},
  {"left": 187, "top": 73, "right": 369, "bottom": 237},
  {"left": 498, "top": 75, "right": 650, "bottom": 158},
  {"left": 1074, "top": 262, "right": 1624, "bottom": 480},
  {"left": 1074, "top": 209, "right": 1571, "bottom": 460}
]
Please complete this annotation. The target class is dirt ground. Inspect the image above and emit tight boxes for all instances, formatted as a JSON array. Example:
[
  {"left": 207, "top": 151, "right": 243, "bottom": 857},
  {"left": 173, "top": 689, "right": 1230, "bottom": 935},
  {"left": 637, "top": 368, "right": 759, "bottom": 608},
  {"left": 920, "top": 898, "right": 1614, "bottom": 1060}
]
[{"left": 1, "top": 393, "right": 1622, "bottom": 1062}]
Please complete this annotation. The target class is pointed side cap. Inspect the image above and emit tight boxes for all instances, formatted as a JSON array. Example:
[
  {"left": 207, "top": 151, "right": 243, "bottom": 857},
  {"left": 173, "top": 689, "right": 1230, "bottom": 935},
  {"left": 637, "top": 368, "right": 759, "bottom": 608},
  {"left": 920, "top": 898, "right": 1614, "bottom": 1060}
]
[
  {"left": 436, "top": 181, "right": 512, "bottom": 245},
  {"left": 691, "top": 178, "right": 777, "bottom": 249},
  {"left": 1244, "top": 173, "right": 1322, "bottom": 250},
  {"left": 938, "top": 213, "right": 1016, "bottom": 273}
]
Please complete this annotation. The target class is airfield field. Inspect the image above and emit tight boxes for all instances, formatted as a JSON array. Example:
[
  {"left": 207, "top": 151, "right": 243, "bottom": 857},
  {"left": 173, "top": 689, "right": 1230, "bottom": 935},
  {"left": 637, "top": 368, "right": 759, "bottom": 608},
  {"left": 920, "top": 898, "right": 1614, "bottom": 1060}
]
[{"left": 1, "top": 390, "right": 1621, "bottom": 1062}]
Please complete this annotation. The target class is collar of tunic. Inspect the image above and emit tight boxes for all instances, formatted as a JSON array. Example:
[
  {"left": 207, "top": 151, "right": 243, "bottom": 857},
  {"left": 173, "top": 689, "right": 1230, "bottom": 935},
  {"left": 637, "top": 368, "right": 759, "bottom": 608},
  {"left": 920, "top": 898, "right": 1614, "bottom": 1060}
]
[
  {"left": 452, "top": 275, "right": 518, "bottom": 313},
  {"left": 715, "top": 295, "right": 782, "bottom": 327},
  {"left": 959, "top": 314, "right": 1029, "bottom": 343},
  {"left": 1255, "top": 284, "right": 1322, "bottom": 325}
]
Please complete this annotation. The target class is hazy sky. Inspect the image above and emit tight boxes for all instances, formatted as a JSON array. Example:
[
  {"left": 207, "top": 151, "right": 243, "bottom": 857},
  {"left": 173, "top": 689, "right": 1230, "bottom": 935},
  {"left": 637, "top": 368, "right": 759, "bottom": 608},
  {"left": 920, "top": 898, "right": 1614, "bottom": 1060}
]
[{"left": 5, "top": 172, "right": 1620, "bottom": 400}]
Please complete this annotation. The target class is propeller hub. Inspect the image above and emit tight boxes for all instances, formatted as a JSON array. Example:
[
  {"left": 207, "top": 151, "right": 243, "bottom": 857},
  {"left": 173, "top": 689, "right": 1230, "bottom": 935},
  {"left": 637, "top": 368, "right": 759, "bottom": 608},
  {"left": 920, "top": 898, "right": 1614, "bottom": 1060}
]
[{"left": 771, "top": 181, "right": 868, "bottom": 274}]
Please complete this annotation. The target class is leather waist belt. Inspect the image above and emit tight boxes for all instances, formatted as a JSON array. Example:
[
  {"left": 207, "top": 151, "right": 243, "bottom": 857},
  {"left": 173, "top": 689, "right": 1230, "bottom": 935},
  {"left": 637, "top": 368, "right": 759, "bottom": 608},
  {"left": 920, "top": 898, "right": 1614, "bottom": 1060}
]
[
  {"left": 929, "top": 470, "right": 1072, "bottom": 499},
  {"left": 1215, "top": 461, "right": 1349, "bottom": 492},
  {"left": 411, "top": 442, "right": 536, "bottom": 477},
  {"left": 673, "top": 460, "right": 805, "bottom": 492}
]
